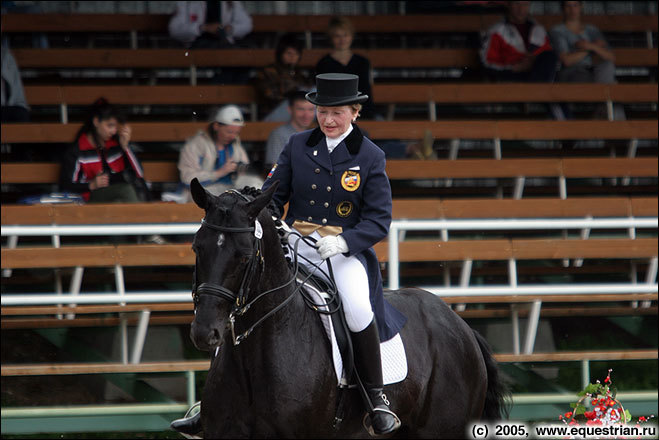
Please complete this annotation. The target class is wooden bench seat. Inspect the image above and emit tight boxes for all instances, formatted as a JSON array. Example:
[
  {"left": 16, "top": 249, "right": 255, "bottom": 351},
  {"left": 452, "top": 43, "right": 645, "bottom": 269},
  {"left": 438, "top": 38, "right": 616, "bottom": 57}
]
[
  {"left": 2, "top": 349, "right": 656, "bottom": 377},
  {"left": 3, "top": 14, "right": 656, "bottom": 35},
  {"left": 11, "top": 48, "right": 657, "bottom": 70},
  {"left": 21, "top": 83, "right": 658, "bottom": 123},
  {"left": 2, "top": 157, "right": 656, "bottom": 186},
  {"left": 3, "top": 120, "right": 656, "bottom": 144},
  {"left": 23, "top": 83, "right": 658, "bottom": 107},
  {"left": 2, "top": 196, "right": 656, "bottom": 226},
  {"left": 1, "top": 237, "right": 655, "bottom": 269}
]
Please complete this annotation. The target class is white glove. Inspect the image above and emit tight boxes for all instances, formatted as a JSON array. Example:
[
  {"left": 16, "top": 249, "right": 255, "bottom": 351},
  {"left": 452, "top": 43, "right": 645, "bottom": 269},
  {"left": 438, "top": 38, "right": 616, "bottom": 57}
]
[{"left": 316, "top": 235, "right": 349, "bottom": 260}]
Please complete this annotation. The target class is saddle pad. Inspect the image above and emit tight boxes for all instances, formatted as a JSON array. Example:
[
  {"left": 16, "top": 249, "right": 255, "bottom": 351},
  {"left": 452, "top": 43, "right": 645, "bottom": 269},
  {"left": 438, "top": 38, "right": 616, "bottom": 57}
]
[{"left": 300, "top": 281, "right": 408, "bottom": 386}]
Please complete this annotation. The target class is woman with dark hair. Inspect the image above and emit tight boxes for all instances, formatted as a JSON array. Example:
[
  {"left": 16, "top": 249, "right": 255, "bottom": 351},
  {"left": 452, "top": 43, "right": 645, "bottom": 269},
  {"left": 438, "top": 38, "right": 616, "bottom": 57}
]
[
  {"left": 60, "top": 98, "right": 149, "bottom": 204},
  {"left": 256, "top": 32, "right": 312, "bottom": 121},
  {"left": 60, "top": 99, "right": 164, "bottom": 243}
]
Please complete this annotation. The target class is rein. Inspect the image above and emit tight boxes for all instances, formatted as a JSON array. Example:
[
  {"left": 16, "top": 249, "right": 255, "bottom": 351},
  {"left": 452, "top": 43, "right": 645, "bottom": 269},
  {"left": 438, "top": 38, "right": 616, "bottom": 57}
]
[{"left": 192, "top": 189, "right": 341, "bottom": 346}]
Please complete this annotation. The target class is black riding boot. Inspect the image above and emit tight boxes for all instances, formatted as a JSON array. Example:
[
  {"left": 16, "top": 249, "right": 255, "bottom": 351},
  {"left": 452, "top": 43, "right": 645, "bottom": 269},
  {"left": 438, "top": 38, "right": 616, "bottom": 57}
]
[
  {"left": 352, "top": 319, "right": 401, "bottom": 436},
  {"left": 170, "top": 404, "right": 202, "bottom": 436}
]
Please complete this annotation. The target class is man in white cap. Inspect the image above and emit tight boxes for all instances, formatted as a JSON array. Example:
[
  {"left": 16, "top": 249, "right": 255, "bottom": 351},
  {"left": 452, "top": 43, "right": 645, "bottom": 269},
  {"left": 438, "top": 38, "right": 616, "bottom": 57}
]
[{"left": 178, "top": 104, "right": 262, "bottom": 202}]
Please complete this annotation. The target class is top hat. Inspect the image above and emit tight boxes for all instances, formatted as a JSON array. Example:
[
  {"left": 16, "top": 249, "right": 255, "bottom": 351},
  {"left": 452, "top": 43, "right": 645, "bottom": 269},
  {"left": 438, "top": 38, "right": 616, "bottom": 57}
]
[{"left": 305, "top": 73, "right": 368, "bottom": 106}]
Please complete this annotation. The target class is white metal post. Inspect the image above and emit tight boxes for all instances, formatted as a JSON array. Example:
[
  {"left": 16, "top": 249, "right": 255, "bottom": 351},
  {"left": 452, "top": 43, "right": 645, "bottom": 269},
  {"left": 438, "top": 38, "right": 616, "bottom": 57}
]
[
  {"left": 65, "top": 266, "right": 84, "bottom": 320},
  {"left": 513, "top": 177, "right": 525, "bottom": 199},
  {"left": 511, "top": 304, "right": 520, "bottom": 355},
  {"left": 120, "top": 314, "right": 128, "bottom": 364},
  {"left": 523, "top": 300, "right": 542, "bottom": 354},
  {"left": 130, "top": 310, "right": 151, "bottom": 364},
  {"left": 115, "top": 264, "right": 126, "bottom": 307},
  {"left": 2, "top": 235, "right": 18, "bottom": 278}
]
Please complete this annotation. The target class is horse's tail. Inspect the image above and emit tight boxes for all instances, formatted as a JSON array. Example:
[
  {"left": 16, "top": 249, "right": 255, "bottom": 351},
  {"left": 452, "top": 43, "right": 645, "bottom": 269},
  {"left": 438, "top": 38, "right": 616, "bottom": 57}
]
[{"left": 473, "top": 330, "right": 511, "bottom": 420}]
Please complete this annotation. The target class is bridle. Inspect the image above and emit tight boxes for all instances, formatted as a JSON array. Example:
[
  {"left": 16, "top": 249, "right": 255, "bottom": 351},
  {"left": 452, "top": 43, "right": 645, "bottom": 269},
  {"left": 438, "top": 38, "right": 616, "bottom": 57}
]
[{"left": 192, "top": 190, "right": 303, "bottom": 346}]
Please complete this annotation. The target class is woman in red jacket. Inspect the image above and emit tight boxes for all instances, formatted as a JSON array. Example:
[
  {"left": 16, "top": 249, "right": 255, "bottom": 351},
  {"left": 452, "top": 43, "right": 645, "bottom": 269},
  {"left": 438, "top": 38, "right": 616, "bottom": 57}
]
[{"left": 60, "top": 98, "right": 148, "bottom": 204}]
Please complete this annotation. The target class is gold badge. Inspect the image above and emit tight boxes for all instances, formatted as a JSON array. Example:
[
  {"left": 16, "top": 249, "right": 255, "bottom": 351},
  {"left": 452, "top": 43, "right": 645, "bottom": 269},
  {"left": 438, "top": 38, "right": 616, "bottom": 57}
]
[
  {"left": 341, "top": 170, "right": 360, "bottom": 192},
  {"left": 336, "top": 201, "right": 353, "bottom": 218}
]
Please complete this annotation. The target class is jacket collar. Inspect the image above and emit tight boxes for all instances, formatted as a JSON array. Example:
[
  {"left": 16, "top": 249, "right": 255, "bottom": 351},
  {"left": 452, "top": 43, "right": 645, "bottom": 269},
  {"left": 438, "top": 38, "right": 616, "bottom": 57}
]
[{"left": 306, "top": 124, "right": 364, "bottom": 155}]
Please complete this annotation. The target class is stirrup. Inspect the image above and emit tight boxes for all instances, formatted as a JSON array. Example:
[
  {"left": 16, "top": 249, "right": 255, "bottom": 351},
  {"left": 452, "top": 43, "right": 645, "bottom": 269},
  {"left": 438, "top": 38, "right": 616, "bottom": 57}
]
[
  {"left": 172, "top": 401, "right": 203, "bottom": 439},
  {"left": 362, "top": 407, "right": 402, "bottom": 438}
]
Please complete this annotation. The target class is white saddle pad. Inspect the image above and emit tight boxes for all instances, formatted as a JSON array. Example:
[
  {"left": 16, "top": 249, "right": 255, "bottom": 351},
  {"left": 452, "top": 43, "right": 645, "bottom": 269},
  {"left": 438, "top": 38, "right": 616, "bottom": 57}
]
[{"left": 301, "top": 281, "right": 408, "bottom": 386}]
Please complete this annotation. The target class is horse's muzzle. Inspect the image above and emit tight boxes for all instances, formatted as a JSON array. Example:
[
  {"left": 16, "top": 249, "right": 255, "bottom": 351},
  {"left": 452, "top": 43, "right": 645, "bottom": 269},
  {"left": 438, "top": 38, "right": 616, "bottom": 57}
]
[{"left": 190, "top": 319, "right": 225, "bottom": 352}]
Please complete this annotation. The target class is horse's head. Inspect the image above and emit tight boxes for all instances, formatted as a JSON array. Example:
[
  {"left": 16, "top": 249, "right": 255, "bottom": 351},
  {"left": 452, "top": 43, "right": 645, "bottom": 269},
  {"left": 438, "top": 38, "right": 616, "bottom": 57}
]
[{"left": 189, "top": 178, "right": 279, "bottom": 351}]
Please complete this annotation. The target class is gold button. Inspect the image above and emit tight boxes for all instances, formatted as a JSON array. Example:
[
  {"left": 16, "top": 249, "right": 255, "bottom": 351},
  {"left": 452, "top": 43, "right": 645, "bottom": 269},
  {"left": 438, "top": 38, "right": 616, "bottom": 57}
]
[
  {"left": 311, "top": 184, "right": 317, "bottom": 190},
  {"left": 326, "top": 186, "right": 331, "bottom": 192},
  {"left": 324, "top": 202, "right": 329, "bottom": 208},
  {"left": 310, "top": 200, "right": 315, "bottom": 205},
  {"left": 315, "top": 168, "right": 320, "bottom": 174},
  {"left": 322, "top": 218, "right": 328, "bottom": 224},
  {"left": 307, "top": 216, "right": 313, "bottom": 222}
]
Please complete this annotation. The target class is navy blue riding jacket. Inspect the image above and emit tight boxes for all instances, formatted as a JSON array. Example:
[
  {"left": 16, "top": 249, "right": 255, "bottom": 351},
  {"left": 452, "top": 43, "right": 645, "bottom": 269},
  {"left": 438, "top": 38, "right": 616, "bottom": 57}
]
[{"left": 262, "top": 124, "right": 407, "bottom": 341}]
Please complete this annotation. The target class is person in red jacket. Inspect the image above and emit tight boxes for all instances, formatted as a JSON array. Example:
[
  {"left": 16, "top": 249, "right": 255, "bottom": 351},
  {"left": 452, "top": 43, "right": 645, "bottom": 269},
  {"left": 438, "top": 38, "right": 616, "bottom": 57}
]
[
  {"left": 480, "top": 1, "right": 558, "bottom": 82},
  {"left": 60, "top": 98, "right": 147, "bottom": 203},
  {"left": 59, "top": 98, "right": 165, "bottom": 244}
]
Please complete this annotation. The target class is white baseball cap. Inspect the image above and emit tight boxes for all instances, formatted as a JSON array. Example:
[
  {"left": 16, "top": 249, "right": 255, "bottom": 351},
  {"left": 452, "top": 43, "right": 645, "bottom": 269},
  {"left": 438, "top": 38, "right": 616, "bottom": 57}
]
[{"left": 211, "top": 105, "right": 245, "bottom": 126}]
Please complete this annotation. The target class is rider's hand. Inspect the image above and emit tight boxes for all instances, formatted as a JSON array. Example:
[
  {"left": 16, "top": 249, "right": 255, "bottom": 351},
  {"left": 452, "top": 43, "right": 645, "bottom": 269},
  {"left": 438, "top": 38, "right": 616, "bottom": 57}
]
[{"left": 316, "top": 235, "right": 349, "bottom": 260}]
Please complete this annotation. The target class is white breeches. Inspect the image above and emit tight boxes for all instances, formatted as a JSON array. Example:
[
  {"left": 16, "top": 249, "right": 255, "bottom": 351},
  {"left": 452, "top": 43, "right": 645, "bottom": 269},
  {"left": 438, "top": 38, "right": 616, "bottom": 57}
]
[{"left": 289, "top": 230, "right": 374, "bottom": 332}]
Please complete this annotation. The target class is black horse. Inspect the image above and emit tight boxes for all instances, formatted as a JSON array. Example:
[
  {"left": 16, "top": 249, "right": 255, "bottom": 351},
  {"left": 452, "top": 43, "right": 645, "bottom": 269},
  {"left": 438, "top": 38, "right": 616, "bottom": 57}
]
[{"left": 188, "top": 179, "right": 509, "bottom": 438}]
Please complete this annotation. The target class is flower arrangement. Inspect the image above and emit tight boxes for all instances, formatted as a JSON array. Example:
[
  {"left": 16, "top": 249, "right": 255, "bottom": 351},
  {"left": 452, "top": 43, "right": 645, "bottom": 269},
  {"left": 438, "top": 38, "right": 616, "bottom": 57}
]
[{"left": 559, "top": 369, "right": 654, "bottom": 426}]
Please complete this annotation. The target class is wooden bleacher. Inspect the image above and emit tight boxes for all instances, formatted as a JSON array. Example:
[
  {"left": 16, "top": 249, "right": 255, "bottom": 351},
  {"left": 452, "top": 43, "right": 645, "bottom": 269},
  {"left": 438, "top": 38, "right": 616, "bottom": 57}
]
[
  {"left": 19, "top": 83, "right": 659, "bottom": 123},
  {"left": 11, "top": 47, "right": 657, "bottom": 71},
  {"left": 2, "top": 120, "right": 656, "bottom": 144},
  {"left": 3, "top": 13, "right": 656, "bottom": 44},
  {"left": 2, "top": 157, "right": 656, "bottom": 189},
  {"left": 3, "top": 349, "right": 657, "bottom": 377}
]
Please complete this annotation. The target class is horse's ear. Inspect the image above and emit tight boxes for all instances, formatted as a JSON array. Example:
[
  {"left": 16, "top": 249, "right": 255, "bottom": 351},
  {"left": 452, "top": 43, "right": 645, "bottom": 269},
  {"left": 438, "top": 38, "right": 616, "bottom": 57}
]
[
  {"left": 246, "top": 181, "right": 279, "bottom": 220},
  {"left": 190, "top": 178, "right": 209, "bottom": 210}
]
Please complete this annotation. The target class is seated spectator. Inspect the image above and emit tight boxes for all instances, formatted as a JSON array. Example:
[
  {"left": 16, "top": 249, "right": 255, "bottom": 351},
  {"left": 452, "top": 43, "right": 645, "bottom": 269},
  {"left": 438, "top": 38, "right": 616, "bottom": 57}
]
[
  {"left": 551, "top": 1, "right": 625, "bottom": 120},
  {"left": 178, "top": 105, "right": 263, "bottom": 202},
  {"left": 59, "top": 98, "right": 164, "bottom": 243},
  {"left": 315, "top": 16, "right": 377, "bottom": 119},
  {"left": 480, "top": 1, "right": 564, "bottom": 119},
  {"left": 168, "top": 1, "right": 252, "bottom": 49},
  {"left": 264, "top": 91, "right": 316, "bottom": 171},
  {"left": 60, "top": 98, "right": 149, "bottom": 203},
  {"left": 480, "top": 1, "right": 557, "bottom": 83},
  {"left": 1, "top": 45, "right": 29, "bottom": 122},
  {"left": 256, "top": 33, "right": 313, "bottom": 122}
]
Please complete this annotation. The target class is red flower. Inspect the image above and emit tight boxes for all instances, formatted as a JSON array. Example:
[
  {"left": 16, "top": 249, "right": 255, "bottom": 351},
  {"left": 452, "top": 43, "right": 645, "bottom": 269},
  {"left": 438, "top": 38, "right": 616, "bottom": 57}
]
[
  {"left": 592, "top": 399, "right": 598, "bottom": 405},
  {"left": 604, "top": 376, "right": 611, "bottom": 383},
  {"left": 584, "top": 411, "right": 596, "bottom": 420},
  {"left": 565, "top": 412, "right": 573, "bottom": 418},
  {"left": 639, "top": 416, "right": 647, "bottom": 422}
]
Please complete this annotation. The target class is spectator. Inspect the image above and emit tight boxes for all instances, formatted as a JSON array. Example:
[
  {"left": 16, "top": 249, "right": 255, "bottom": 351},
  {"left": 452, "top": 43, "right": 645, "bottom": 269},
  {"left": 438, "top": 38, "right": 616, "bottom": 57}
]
[
  {"left": 178, "top": 105, "right": 263, "bottom": 202},
  {"left": 59, "top": 99, "right": 164, "bottom": 243},
  {"left": 256, "top": 33, "right": 313, "bottom": 121},
  {"left": 480, "top": 1, "right": 557, "bottom": 83},
  {"left": 480, "top": 1, "right": 564, "bottom": 119},
  {"left": 264, "top": 90, "right": 316, "bottom": 171},
  {"left": 551, "top": 1, "right": 625, "bottom": 120},
  {"left": 168, "top": 1, "right": 252, "bottom": 49},
  {"left": 315, "top": 16, "right": 377, "bottom": 119},
  {"left": 1, "top": 45, "right": 29, "bottom": 122}
]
